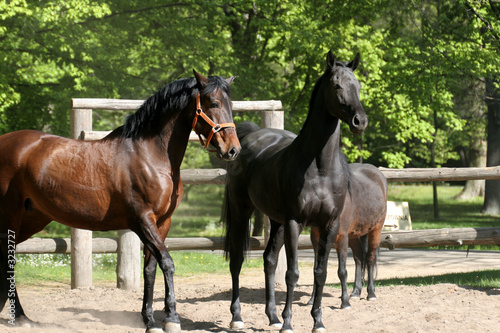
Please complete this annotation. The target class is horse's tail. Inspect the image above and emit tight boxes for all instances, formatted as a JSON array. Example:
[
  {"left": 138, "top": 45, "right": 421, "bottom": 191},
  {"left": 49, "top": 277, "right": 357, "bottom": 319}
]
[
  {"left": 236, "top": 121, "right": 260, "bottom": 141},
  {"left": 359, "top": 234, "right": 369, "bottom": 281},
  {"left": 222, "top": 180, "right": 251, "bottom": 262}
]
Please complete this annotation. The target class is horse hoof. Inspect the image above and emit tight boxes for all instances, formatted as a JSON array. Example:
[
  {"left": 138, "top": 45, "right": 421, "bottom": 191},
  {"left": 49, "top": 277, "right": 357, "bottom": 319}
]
[
  {"left": 312, "top": 328, "right": 327, "bottom": 333},
  {"left": 367, "top": 296, "right": 377, "bottom": 302},
  {"left": 341, "top": 305, "right": 352, "bottom": 310},
  {"left": 146, "top": 328, "right": 164, "bottom": 333},
  {"left": 163, "top": 322, "right": 181, "bottom": 333},
  {"left": 280, "top": 329, "right": 294, "bottom": 333},
  {"left": 270, "top": 322, "right": 283, "bottom": 329},
  {"left": 230, "top": 321, "right": 244, "bottom": 329}
]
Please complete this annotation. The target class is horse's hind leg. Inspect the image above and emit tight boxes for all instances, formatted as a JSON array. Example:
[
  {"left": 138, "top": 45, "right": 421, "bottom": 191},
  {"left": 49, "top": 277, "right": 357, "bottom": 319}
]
[
  {"left": 0, "top": 216, "right": 49, "bottom": 325},
  {"left": 264, "top": 219, "right": 284, "bottom": 328},
  {"left": 366, "top": 229, "right": 382, "bottom": 301},
  {"left": 349, "top": 237, "right": 364, "bottom": 299},
  {"left": 0, "top": 235, "right": 29, "bottom": 324}
]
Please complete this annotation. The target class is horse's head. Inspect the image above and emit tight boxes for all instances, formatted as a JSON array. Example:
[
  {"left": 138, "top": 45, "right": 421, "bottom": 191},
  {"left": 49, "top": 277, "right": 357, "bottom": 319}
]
[
  {"left": 323, "top": 51, "right": 368, "bottom": 133},
  {"left": 192, "top": 70, "right": 241, "bottom": 161}
]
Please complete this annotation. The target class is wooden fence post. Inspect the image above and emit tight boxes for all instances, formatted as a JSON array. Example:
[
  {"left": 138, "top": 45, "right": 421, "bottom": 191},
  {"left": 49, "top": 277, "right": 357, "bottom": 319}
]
[
  {"left": 261, "top": 108, "right": 286, "bottom": 287},
  {"left": 70, "top": 108, "right": 93, "bottom": 289},
  {"left": 117, "top": 230, "right": 141, "bottom": 290}
]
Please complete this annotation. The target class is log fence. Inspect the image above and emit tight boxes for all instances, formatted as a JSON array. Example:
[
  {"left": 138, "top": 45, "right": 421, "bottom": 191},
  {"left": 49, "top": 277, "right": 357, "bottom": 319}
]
[
  {"left": 16, "top": 227, "right": 500, "bottom": 254},
  {"left": 23, "top": 97, "right": 498, "bottom": 290}
]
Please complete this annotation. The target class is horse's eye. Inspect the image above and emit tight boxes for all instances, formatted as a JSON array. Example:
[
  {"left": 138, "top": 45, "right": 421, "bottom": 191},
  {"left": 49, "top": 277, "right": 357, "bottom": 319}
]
[{"left": 211, "top": 102, "right": 220, "bottom": 108}]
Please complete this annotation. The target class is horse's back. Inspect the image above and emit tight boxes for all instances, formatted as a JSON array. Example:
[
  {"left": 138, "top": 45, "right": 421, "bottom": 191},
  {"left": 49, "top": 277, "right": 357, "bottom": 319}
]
[
  {"left": 0, "top": 130, "right": 51, "bottom": 185},
  {"left": 229, "top": 121, "right": 296, "bottom": 177},
  {"left": 237, "top": 121, "right": 296, "bottom": 156},
  {"left": 346, "top": 163, "right": 387, "bottom": 237}
]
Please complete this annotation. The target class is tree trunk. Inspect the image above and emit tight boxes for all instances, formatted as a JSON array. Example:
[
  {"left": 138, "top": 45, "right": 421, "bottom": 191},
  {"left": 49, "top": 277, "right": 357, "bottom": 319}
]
[
  {"left": 454, "top": 78, "right": 487, "bottom": 200},
  {"left": 455, "top": 139, "right": 486, "bottom": 200},
  {"left": 483, "top": 77, "right": 500, "bottom": 214}
]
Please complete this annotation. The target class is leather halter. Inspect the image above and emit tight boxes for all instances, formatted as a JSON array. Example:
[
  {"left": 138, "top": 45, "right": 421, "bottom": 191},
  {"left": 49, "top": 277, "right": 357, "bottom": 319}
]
[{"left": 191, "top": 93, "right": 236, "bottom": 152}]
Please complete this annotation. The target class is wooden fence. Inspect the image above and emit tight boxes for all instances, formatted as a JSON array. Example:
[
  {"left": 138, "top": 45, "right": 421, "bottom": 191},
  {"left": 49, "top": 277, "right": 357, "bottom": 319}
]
[
  {"left": 16, "top": 227, "right": 500, "bottom": 254},
  {"left": 23, "top": 97, "right": 498, "bottom": 290}
]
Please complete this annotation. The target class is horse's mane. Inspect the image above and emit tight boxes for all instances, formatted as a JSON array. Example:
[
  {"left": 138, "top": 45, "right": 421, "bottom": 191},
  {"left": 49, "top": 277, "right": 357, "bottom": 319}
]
[
  {"left": 106, "top": 75, "right": 231, "bottom": 139},
  {"left": 300, "top": 61, "right": 350, "bottom": 135}
]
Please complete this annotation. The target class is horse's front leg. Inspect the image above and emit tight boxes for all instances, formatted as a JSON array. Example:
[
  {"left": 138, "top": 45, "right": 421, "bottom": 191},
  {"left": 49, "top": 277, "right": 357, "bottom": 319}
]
[
  {"left": 307, "top": 227, "right": 320, "bottom": 305},
  {"left": 311, "top": 226, "right": 336, "bottom": 333},
  {"left": 138, "top": 214, "right": 180, "bottom": 333},
  {"left": 141, "top": 248, "right": 161, "bottom": 333},
  {"left": 263, "top": 220, "right": 284, "bottom": 328},
  {"left": 158, "top": 248, "right": 179, "bottom": 333},
  {"left": 335, "top": 231, "right": 351, "bottom": 309},
  {"left": 280, "top": 219, "right": 303, "bottom": 333}
]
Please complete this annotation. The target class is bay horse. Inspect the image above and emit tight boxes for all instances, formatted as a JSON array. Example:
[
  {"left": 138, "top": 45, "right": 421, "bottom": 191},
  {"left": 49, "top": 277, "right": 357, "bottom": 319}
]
[
  {"left": 223, "top": 51, "right": 367, "bottom": 333},
  {"left": 0, "top": 70, "right": 241, "bottom": 333},
  {"left": 308, "top": 163, "right": 387, "bottom": 309}
]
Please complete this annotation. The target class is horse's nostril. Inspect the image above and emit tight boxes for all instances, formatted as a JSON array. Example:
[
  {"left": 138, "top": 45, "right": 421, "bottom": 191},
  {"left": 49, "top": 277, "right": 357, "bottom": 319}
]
[
  {"left": 352, "top": 115, "right": 360, "bottom": 128},
  {"left": 228, "top": 146, "right": 237, "bottom": 158}
]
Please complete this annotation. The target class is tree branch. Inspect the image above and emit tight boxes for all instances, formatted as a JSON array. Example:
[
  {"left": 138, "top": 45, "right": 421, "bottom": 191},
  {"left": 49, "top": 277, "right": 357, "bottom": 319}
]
[{"left": 465, "top": 0, "right": 500, "bottom": 41}]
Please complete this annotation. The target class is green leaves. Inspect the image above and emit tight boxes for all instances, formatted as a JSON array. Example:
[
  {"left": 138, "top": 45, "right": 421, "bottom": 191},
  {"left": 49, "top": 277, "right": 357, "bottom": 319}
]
[{"left": 0, "top": 0, "right": 497, "bottom": 170}]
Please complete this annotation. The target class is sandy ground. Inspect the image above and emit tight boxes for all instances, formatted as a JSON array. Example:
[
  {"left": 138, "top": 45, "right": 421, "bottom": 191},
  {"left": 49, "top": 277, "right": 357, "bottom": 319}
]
[{"left": 1, "top": 249, "right": 499, "bottom": 333}]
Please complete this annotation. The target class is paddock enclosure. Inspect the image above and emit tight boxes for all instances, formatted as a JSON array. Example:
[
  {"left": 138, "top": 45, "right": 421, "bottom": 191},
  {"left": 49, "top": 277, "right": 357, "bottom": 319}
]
[
  {"left": 2, "top": 98, "right": 500, "bottom": 333},
  {"left": 12, "top": 98, "right": 500, "bottom": 291}
]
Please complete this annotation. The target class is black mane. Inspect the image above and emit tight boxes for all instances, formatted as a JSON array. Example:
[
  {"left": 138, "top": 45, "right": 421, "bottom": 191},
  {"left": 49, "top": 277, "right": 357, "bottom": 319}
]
[{"left": 107, "top": 75, "right": 231, "bottom": 139}]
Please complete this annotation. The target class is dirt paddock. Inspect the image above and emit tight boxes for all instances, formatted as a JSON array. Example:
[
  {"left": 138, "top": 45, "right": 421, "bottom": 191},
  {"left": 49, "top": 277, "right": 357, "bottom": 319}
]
[{"left": 1, "top": 249, "right": 499, "bottom": 333}]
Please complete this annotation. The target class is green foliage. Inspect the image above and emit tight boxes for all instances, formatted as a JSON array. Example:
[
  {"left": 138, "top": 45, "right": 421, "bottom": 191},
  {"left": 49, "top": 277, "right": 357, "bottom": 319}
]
[{"left": 1, "top": 0, "right": 499, "bottom": 168}]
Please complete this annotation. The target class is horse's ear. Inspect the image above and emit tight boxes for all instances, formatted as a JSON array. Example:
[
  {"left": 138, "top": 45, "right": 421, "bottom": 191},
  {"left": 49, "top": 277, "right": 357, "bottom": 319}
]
[
  {"left": 225, "top": 76, "right": 236, "bottom": 85},
  {"left": 326, "top": 50, "right": 336, "bottom": 70},
  {"left": 348, "top": 53, "right": 361, "bottom": 71},
  {"left": 193, "top": 69, "right": 209, "bottom": 89}
]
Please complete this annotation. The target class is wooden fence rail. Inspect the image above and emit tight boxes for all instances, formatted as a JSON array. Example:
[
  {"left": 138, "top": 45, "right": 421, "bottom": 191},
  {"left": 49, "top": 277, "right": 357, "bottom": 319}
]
[{"left": 16, "top": 227, "right": 500, "bottom": 254}]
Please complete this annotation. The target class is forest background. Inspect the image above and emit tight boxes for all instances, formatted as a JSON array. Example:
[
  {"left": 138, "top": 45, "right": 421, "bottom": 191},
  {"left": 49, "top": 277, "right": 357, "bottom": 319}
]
[{"left": 1, "top": 0, "right": 500, "bottom": 212}]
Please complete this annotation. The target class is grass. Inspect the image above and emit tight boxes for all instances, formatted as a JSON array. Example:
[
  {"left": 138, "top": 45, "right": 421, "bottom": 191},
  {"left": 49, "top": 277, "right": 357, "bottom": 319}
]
[
  {"left": 15, "top": 251, "right": 263, "bottom": 286},
  {"left": 327, "top": 269, "right": 500, "bottom": 289},
  {"left": 388, "top": 184, "right": 498, "bottom": 230},
  {"left": 16, "top": 184, "right": 500, "bottom": 287},
  {"left": 388, "top": 184, "right": 499, "bottom": 251}
]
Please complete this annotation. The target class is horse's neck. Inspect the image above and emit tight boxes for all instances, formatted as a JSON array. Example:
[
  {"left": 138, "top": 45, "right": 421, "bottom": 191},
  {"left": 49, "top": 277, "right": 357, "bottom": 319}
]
[
  {"left": 158, "top": 112, "right": 192, "bottom": 171},
  {"left": 130, "top": 111, "right": 191, "bottom": 172},
  {"left": 293, "top": 107, "right": 343, "bottom": 173}
]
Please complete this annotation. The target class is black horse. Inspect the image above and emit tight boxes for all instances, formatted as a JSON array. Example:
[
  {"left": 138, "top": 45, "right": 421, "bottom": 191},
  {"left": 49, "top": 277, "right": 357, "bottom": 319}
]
[{"left": 223, "top": 51, "right": 367, "bottom": 332}]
